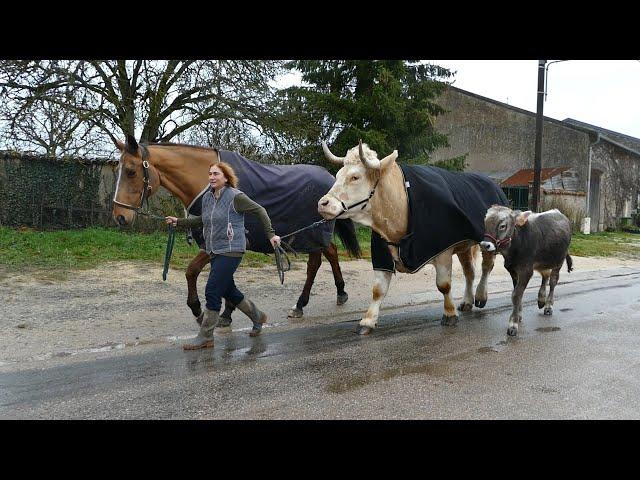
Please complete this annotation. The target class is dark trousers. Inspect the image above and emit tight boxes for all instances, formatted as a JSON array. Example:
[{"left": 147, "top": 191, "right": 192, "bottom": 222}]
[{"left": 205, "top": 254, "right": 244, "bottom": 311}]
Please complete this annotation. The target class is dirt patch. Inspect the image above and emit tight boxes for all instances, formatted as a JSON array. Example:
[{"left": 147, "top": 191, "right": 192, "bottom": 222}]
[{"left": 1, "top": 254, "right": 639, "bottom": 370}]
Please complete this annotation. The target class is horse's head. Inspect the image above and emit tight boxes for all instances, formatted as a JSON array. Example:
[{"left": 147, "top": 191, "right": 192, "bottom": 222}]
[{"left": 112, "top": 135, "right": 161, "bottom": 226}]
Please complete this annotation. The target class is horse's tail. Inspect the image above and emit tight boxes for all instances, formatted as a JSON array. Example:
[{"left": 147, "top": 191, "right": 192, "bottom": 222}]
[{"left": 334, "top": 218, "right": 362, "bottom": 258}]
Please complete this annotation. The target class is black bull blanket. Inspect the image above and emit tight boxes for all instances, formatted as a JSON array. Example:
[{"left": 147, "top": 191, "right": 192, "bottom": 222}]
[
  {"left": 372, "top": 164, "right": 509, "bottom": 273},
  {"left": 187, "top": 150, "right": 335, "bottom": 254}
]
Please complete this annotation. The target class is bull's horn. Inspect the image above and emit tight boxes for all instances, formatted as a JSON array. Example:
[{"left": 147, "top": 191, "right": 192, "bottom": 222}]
[
  {"left": 358, "top": 139, "right": 381, "bottom": 170},
  {"left": 322, "top": 141, "right": 345, "bottom": 165}
]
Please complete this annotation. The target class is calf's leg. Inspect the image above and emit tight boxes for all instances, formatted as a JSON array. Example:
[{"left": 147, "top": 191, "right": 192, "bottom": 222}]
[
  {"left": 508, "top": 268, "right": 533, "bottom": 336},
  {"left": 357, "top": 270, "right": 393, "bottom": 335},
  {"left": 538, "top": 270, "right": 550, "bottom": 309},
  {"left": 544, "top": 266, "right": 561, "bottom": 315}
]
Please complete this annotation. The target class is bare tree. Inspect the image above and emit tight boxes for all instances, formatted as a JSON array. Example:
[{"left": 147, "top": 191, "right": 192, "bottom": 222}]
[{"left": 0, "top": 60, "right": 292, "bottom": 156}]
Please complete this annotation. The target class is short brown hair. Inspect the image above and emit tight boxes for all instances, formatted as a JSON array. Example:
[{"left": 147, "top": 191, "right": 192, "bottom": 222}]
[{"left": 209, "top": 162, "right": 239, "bottom": 188}]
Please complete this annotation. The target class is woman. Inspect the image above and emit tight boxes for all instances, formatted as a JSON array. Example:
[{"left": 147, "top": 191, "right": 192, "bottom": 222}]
[{"left": 166, "top": 162, "right": 281, "bottom": 350}]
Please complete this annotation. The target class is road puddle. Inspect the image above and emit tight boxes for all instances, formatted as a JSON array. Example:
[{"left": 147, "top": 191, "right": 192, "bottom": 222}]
[{"left": 535, "top": 326, "right": 561, "bottom": 332}]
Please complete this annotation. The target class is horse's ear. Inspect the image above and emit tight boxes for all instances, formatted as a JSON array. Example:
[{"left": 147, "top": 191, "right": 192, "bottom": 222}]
[
  {"left": 114, "top": 139, "right": 125, "bottom": 151},
  {"left": 125, "top": 134, "right": 139, "bottom": 154}
]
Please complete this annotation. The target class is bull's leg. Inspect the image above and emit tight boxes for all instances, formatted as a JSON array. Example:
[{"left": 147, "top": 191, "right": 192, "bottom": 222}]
[
  {"left": 538, "top": 270, "right": 551, "bottom": 309},
  {"left": 288, "top": 251, "right": 322, "bottom": 318},
  {"left": 357, "top": 270, "right": 393, "bottom": 335},
  {"left": 507, "top": 268, "right": 533, "bottom": 336},
  {"left": 544, "top": 267, "right": 561, "bottom": 315},
  {"left": 435, "top": 252, "right": 458, "bottom": 326},
  {"left": 322, "top": 242, "right": 349, "bottom": 305},
  {"left": 186, "top": 251, "right": 212, "bottom": 325},
  {"left": 456, "top": 246, "right": 476, "bottom": 312},
  {"left": 474, "top": 249, "right": 495, "bottom": 308}
]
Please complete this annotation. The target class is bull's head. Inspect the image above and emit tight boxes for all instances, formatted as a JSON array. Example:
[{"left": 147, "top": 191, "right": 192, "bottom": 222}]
[
  {"left": 480, "top": 205, "right": 531, "bottom": 252},
  {"left": 317, "top": 140, "right": 398, "bottom": 226},
  {"left": 111, "top": 135, "right": 161, "bottom": 226}
]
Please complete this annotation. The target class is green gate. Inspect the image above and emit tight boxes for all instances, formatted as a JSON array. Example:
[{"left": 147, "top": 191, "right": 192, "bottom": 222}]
[{"left": 501, "top": 186, "right": 529, "bottom": 211}]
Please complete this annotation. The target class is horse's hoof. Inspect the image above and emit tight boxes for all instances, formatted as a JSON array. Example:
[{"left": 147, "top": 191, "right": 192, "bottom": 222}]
[
  {"left": 457, "top": 302, "right": 473, "bottom": 312},
  {"left": 195, "top": 312, "right": 203, "bottom": 326},
  {"left": 474, "top": 299, "right": 487, "bottom": 308},
  {"left": 538, "top": 300, "right": 546, "bottom": 309},
  {"left": 217, "top": 317, "right": 232, "bottom": 328},
  {"left": 356, "top": 325, "right": 373, "bottom": 335},
  {"left": 507, "top": 326, "right": 518, "bottom": 336},
  {"left": 441, "top": 315, "right": 458, "bottom": 326},
  {"left": 288, "top": 307, "right": 304, "bottom": 318},
  {"left": 337, "top": 293, "right": 349, "bottom": 305},
  {"left": 544, "top": 307, "right": 553, "bottom": 316}
]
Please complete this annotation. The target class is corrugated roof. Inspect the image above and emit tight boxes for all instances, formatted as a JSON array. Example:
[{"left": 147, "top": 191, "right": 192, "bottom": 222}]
[{"left": 501, "top": 167, "right": 569, "bottom": 187}]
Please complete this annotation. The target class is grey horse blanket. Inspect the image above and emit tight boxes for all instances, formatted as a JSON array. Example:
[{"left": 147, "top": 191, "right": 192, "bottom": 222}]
[
  {"left": 372, "top": 164, "right": 509, "bottom": 273},
  {"left": 187, "top": 150, "right": 335, "bottom": 254}
]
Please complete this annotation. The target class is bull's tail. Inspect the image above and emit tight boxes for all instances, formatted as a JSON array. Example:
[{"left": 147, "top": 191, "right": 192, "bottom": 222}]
[
  {"left": 334, "top": 218, "right": 362, "bottom": 258},
  {"left": 566, "top": 254, "right": 573, "bottom": 273}
]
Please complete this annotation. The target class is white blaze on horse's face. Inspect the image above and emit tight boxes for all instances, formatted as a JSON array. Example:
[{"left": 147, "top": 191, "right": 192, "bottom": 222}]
[
  {"left": 318, "top": 142, "right": 397, "bottom": 226},
  {"left": 112, "top": 138, "right": 147, "bottom": 226}
]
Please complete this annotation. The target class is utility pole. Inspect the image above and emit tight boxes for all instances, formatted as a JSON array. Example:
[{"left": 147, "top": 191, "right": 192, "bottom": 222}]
[{"left": 531, "top": 60, "right": 546, "bottom": 213}]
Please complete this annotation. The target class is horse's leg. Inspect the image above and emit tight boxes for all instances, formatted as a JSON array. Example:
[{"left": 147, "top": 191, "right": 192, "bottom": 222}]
[
  {"left": 322, "top": 242, "right": 348, "bottom": 306},
  {"left": 456, "top": 245, "right": 476, "bottom": 312},
  {"left": 288, "top": 251, "right": 322, "bottom": 318},
  {"left": 186, "top": 251, "right": 211, "bottom": 325}
]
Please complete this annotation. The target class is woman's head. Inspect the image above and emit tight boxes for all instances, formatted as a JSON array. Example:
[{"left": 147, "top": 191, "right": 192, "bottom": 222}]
[{"left": 209, "top": 162, "right": 238, "bottom": 189}]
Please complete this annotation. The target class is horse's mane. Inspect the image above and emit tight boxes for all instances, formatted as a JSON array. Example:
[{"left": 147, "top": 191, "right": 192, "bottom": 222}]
[{"left": 144, "top": 142, "right": 219, "bottom": 152}]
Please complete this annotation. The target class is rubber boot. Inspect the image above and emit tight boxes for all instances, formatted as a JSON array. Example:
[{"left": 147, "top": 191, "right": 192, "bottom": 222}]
[
  {"left": 236, "top": 298, "right": 268, "bottom": 337},
  {"left": 183, "top": 307, "right": 219, "bottom": 350}
]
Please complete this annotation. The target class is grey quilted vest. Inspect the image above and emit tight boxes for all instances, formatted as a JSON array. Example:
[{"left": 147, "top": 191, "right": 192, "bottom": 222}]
[{"left": 201, "top": 186, "right": 246, "bottom": 255}]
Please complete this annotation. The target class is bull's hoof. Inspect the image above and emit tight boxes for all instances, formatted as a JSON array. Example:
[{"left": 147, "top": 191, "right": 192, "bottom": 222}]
[
  {"left": 544, "top": 307, "right": 553, "bottom": 316},
  {"left": 195, "top": 312, "right": 203, "bottom": 326},
  {"left": 474, "top": 298, "right": 487, "bottom": 308},
  {"left": 507, "top": 326, "right": 519, "bottom": 336},
  {"left": 288, "top": 307, "right": 304, "bottom": 318},
  {"left": 458, "top": 302, "right": 473, "bottom": 312},
  {"left": 538, "top": 300, "right": 546, "bottom": 309},
  {"left": 356, "top": 325, "right": 373, "bottom": 335},
  {"left": 337, "top": 292, "right": 349, "bottom": 305},
  {"left": 441, "top": 314, "right": 458, "bottom": 326}
]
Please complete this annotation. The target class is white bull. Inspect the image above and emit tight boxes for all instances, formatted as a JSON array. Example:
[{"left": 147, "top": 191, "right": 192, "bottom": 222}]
[{"left": 317, "top": 141, "right": 497, "bottom": 335}]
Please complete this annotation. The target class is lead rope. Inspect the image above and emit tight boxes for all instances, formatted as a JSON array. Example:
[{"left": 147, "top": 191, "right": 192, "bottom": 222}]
[{"left": 162, "top": 224, "right": 176, "bottom": 281}]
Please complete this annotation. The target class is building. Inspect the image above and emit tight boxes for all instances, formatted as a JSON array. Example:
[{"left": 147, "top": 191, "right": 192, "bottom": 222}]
[{"left": 431, "top": 86, "right": 640, "bottom": 232}]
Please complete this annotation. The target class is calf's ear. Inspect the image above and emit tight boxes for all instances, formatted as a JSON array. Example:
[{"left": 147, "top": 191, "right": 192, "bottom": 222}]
[{"left": 515, "top": 210, "right": 532, "bottom": 226}]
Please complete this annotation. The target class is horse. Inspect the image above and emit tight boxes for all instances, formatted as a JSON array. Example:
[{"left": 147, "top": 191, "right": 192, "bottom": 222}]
[{"left": 111, "top": 135, "right": 361, "bottom": 325}]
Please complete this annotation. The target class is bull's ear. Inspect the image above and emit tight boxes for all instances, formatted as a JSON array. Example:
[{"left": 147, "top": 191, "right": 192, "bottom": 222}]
[
  {"left": 115, "top": 139, "right": 125, "bottom": 151},
  {"left": 380, "top": 150, "right": 398, "bottom": 170},
  {"left": 515, "top": 210, "right": 532, "bottom": 226}
]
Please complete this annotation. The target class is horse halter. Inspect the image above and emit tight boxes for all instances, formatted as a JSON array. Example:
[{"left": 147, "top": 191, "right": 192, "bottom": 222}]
[
  {"left": 483, "top": 232, "right": 512, "bottom": 249},
  {"left": 112, "top": 145, "right": 158, "bottom": 217}
]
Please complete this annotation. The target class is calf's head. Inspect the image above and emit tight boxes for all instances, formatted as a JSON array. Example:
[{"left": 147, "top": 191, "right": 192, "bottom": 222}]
[
  {"left": 480, "top": 205, "right": 532, "bottom": 252},
  {"left": 317, "top": 140, "right": 398, "bottom": 226}
]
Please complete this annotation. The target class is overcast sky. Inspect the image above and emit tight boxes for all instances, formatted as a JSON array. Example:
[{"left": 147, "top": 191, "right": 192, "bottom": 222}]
[{"left": 429, "top": 60, "right": 640, "bottom": 139}]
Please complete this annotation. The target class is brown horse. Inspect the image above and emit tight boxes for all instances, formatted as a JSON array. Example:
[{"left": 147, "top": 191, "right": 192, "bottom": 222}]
[{"left": 111, "top": 135, "right": 361, "bottom": 324}]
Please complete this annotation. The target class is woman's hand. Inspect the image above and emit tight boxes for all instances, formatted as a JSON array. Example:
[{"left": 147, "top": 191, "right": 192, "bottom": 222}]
[
  {"left": 165, "top": 216, "right": 178, "bottom": 226},
  {"left": 270, "top": 235, "right": 281, "bottom": 248}
]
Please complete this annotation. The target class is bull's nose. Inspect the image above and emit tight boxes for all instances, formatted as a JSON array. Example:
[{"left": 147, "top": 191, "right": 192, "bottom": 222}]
[
  {"left": 319, "top": 199, "right": 330, "bottom": 208},
  {"left": 116, "top": 215, "right": 126, "bottom": 226},
  {"left": 480, "top": 241, "right": 495, "bottom": 252}
]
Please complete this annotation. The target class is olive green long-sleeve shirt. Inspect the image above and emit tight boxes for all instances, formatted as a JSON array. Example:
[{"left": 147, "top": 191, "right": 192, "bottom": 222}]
[{"left": 176, "top": 192, "right": 276, "bottom": 257}]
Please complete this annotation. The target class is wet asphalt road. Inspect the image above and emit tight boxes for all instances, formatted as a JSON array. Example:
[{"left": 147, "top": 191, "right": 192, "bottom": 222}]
[{"left": 2, "top": 267, "right": 640, "bottom": 419}]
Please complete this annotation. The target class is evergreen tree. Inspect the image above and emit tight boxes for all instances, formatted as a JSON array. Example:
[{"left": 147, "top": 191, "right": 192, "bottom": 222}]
[{"left": 283, "top": 60, "right": 467, "bottom": 171}]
